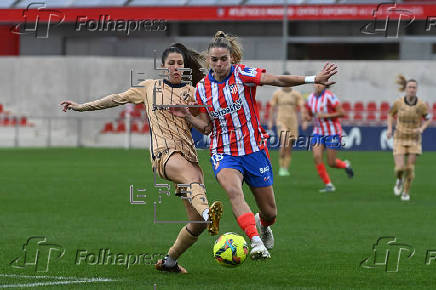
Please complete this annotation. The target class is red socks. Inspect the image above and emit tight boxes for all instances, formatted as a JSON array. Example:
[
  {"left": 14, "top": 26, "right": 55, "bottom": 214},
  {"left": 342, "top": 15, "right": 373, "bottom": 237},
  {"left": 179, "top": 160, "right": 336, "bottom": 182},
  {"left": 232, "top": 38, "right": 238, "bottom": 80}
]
[
  {"left": 316, "top": 163, "right": 331, "bottom": 185},
  {"left": 260, "top": 216, "right": 276, "bottom": 227},
  {"left": 237, "top": 212, "right": 259, "bottom": 240},
  {"left": 335, "top": 159, "right": 347, "bottom": 169}
]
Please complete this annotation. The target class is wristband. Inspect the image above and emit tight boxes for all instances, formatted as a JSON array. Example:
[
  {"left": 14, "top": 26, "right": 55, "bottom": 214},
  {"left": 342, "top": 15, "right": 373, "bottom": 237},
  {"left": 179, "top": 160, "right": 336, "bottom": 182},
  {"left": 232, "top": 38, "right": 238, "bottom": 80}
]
[{"left": 305, "top": 76, "right": 316, "bottom": 83}]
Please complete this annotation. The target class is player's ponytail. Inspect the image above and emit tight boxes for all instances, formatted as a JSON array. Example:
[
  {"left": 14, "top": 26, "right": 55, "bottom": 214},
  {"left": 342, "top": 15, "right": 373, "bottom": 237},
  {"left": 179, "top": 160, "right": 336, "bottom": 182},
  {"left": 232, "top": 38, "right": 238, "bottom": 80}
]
[
  {"left": 396, "top": 74, "right": 407, "bottom": 92},
  {"left": 208, "top": 31, "right": 243, "bottom": 64},
  {"left": 162, "top": 43, "right": 206, "bottom": 86},
  {"left": 396, "top": 74, "right": 417, "bottom": 92}
]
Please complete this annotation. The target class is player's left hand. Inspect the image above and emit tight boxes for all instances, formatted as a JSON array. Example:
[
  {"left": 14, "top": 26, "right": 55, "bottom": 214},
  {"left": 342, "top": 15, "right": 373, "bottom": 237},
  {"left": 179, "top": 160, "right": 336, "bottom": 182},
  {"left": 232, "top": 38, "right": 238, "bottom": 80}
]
[{"left": 315, "top": 62, "right": 337, "bottom": 86}]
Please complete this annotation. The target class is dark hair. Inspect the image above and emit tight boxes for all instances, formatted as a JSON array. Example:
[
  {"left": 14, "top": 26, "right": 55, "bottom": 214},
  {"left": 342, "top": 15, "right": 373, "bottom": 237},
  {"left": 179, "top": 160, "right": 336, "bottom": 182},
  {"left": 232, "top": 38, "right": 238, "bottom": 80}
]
[
  {"left": 396, "top": 74, "right": 417, "bottom": 92},
  {"left": 161, "top": 43, "right": 205, "bottom": 86},
  {"left": 207, "top": 31, "right": 243, "bottom": 64},
  {"left": 283, "top": 71, "right": 290, "bottom": 75}
]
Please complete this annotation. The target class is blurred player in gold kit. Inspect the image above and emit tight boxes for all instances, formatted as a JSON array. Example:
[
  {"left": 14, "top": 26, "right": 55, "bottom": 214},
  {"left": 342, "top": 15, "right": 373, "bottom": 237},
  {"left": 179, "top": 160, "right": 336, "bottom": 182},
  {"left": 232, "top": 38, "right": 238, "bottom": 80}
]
[
  {"left": 387, "top": 75, "right": 432, "bottom": 201},
  {"left": 268, "top": 72, "right": 304, "bottom": 176},
  {"left": 60, "top": 43, "right": 222, "bottom": 273}
]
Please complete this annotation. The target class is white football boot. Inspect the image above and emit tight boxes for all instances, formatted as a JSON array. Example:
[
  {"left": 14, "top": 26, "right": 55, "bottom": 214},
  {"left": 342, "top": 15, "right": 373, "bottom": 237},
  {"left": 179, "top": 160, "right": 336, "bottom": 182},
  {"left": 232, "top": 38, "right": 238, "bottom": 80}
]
[
  {"left": 393, "top": 179, "right": 403, "bottom": 196},
  {"left": 255, "top": 213, "right": 274, "bottom": 250},
  {"left": 250, "top": 240, "right": 271, "bottom": 260}
]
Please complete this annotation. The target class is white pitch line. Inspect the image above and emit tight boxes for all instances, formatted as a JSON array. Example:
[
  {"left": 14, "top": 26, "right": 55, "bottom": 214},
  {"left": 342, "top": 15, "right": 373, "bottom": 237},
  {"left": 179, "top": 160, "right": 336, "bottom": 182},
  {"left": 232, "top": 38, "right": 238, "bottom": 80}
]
[
  {"left": 0, "top": 278, "right": 117, "bottom": 288},
  {"left": 0, "top": 274, "right": 118, "bottom": 281}
]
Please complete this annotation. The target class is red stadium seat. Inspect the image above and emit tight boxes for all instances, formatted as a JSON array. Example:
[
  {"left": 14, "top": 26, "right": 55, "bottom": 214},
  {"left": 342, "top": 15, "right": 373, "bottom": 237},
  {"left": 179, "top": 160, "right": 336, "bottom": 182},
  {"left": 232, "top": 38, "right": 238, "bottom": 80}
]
[
  {"left": 0, "top": 104, "right": 3, "bottom": 113},
  {"left": 19, "top": 117, "right": 27, "bottom": 127},
  {"left": 141, "top": 122, "right": 150, "bottom": 133},
  {"left": 433, "top": 102, "right": 436, "bottom": 112},
  {"left": 264, "top": 102, "right": 271, "bottom": 121},
  {"left": 380, "top": 102, "right": 390, "bottom": 121},
  {"left": 342, "top": 101, "right": 351, "bottom": 120},
  {"left": 135, "top": 103, "right": 145, "bottom": 111},
  {"left": 130, "top": 110, "right": 141, "bottom": 118},
  {"left": 101, "top": 122, "right": 113, "bottom": 133},
  {"left": 2, "top": 116, "right": 10, "bottom": 126},
  {"left": 366, "top": 101, "right": 377, "bottom": 122},
  {"left": 131, "top": 122, "right": 140, "bottom": 133},
  {"left": 353, "top": 102, "right": 364, "bottom": 121},
  {"left": 116, "top": 122, "right": 126, "bottom": 133},
  {"left": 119, "top": 110, "right": 126, "bottom": 119}
]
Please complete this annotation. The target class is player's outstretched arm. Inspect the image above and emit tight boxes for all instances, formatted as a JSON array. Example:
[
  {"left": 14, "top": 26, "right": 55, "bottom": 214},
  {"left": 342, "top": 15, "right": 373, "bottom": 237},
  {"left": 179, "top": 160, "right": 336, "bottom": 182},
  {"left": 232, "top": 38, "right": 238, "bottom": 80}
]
[
  {"left": 60, "top": 95, "right": 124, "bottom": 112},
  {"left": 60, "top": 86, "right": 144, "bottom": 113},
  {"left": 260, "top": 62, "right": 337, "bottom": 87}
]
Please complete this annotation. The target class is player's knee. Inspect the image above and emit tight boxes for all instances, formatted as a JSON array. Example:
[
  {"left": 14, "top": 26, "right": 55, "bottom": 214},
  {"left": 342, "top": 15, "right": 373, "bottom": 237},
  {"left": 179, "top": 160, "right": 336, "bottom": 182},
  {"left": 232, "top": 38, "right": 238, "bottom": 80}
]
[
  {"left": 225, "top": 186, "right": 244, "bottom": 202},
  {"left": 327, "top": 159, "right": 336, "bottom": 168}
]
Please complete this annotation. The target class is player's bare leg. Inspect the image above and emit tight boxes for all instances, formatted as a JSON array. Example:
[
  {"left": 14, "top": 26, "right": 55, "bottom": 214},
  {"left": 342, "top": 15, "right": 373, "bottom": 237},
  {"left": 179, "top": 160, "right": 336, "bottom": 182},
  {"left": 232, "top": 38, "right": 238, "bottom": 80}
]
[
  {"left": 217, "top": 168, "right": 270, "bottom": 259},
  {"left": 156, "top": 154, "right": 223, "bottom": 273},
  {"left": 402, "top": 154, "right": 417, "bottom": 201},
  {"left": 165, "top": 153, "right": 222, "bottom": 235},
  {"left": 279, "top": 139, "right": 292, "bottom": 176},
  {"left": 393, "top": 154, "right": 405, "bottom": 197},
  {"left": 326, "top": 148, "right": 354, "bottom": 178},
  {"left": 156, "top": 200, "right": 205, "bottom": 274},
  {"left": 313, "top": 145, "right": 335, "bottom": 192},
  {"left": 250, "top": 185, "right": 276, "bottom": 250}
]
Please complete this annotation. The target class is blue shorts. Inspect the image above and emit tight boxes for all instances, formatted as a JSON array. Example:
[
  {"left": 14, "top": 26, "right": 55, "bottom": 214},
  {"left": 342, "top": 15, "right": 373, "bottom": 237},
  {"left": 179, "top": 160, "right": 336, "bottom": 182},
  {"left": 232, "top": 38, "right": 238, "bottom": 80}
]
[
  {"left": 210, "top": 150, "right": 273, "bottom": 188},
  {"left": 311, "top": 134, "right": 342, "bottom": 150}
]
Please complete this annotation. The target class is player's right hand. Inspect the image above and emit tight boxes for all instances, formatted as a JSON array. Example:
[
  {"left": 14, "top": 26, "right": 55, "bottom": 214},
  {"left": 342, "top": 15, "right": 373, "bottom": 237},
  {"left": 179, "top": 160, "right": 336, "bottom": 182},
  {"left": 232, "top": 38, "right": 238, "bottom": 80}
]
[
  {"left": 386, "top": 129, "right": 392, "bottom": 139},
  {"left": 315, "top": 62, "right": 337, "bottom": 86},
  {"left": 60, "top": 100, "right": 80, "bottom": 112}
]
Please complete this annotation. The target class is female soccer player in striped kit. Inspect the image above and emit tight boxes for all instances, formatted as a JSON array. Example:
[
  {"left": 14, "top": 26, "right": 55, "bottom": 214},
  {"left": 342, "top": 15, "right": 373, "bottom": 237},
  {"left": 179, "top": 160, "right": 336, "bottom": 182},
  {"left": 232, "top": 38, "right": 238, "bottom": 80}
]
[
  {"left": 171, "top": 31, "right": 337, "bottom": 259},
  {"left": 303, "top": 83, "right": 354, "bottom": 192},
  {"left": 387, "top": 75, "right": 432, "bottom": 201},
  {"left": 60, "top": 43, "right": 222, "bottom": 274}
]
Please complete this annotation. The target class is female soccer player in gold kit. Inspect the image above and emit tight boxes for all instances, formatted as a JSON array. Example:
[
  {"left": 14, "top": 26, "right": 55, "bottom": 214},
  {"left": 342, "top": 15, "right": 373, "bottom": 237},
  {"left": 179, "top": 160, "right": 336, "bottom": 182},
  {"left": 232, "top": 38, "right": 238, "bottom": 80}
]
[
  {"left": 387, "top": 75, "right": 432, "bottom": 201},
  {"left": 60, "top": 44, "right": 222, "bottom": 273}
]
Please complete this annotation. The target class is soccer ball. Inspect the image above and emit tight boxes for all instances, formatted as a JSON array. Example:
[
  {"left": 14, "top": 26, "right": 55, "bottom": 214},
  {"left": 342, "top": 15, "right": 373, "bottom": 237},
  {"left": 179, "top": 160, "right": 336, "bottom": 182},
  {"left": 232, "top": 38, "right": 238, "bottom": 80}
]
[{"left": 213, "top": 232, "right": 249, "bottom": 267}]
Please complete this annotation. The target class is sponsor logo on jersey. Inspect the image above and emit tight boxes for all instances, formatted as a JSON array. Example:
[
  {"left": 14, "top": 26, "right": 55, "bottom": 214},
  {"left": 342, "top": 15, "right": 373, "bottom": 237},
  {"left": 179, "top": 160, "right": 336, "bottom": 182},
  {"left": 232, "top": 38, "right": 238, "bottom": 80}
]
[{"left": 210, "top": 99, "right": 243, "bottom": 119}]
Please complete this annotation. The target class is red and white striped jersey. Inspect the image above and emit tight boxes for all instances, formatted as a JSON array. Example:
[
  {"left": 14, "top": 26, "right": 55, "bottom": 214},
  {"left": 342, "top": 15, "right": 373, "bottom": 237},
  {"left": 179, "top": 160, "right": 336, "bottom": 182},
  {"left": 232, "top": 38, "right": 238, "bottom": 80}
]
[
  {"left": 306, "top": 89, "right": 342, "bottom": 136},
  {"left": 195, "top": 64, "right": 268, "bottom": 156}
]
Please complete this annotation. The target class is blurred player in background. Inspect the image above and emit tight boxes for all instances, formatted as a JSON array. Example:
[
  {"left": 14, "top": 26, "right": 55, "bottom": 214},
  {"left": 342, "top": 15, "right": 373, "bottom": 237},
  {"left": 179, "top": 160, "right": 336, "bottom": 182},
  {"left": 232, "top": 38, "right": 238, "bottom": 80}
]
[
  {"left": 303, "top": 83, "right": 354, "bottom": 192},
  {"left": 267, "top": 74, "right": 304, "bottom": 176},
  {"left": 171, "top": 31, "right": 337, "bottom": 260},
  {"left": 387, "top": 75, "right": 432, "bottom": 201},
  {"left": 60, "top": 43, "right": 222, "bottom": 274}
]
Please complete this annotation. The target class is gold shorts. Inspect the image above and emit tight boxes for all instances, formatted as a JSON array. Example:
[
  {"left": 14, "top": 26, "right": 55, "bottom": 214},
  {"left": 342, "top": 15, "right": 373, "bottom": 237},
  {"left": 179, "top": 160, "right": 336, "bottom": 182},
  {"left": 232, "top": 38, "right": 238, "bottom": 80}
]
[
  {"left": 393, "top": 142, "right": 422, "bottom": 156},
  {"left": 277, "top": 122, "right": 298, "bottom": 147},
  {"left": 151, "top": 148, "right": 198, "bottom": 180}
]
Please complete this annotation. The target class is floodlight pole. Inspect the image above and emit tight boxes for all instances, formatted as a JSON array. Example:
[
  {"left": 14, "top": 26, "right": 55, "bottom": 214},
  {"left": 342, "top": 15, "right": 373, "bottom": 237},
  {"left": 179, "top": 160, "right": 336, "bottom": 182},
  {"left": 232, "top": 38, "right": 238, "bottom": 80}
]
[{"left": 282, "top": 0, "right": 288, "bottom": 73}]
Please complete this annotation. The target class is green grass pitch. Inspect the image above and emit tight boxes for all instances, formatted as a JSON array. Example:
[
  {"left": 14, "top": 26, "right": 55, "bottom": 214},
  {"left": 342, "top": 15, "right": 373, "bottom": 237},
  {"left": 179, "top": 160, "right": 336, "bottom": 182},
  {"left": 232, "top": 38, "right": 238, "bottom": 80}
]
[{"left": 1, "top": 148, "right": 436, "bottom": 289}]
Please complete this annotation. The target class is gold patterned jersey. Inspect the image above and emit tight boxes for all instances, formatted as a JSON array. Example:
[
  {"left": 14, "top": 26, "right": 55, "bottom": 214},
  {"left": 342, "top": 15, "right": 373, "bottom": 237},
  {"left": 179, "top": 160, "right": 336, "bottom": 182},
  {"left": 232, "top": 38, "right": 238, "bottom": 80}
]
[
  {"left": 77, "top": 79, "right": 198, "bottom": 162},
  {"left": 270, "top": 88, "right": 303, "bottom": 125},
  {"left": 389, "top": 96, "right": 429, "bottom": 146}
]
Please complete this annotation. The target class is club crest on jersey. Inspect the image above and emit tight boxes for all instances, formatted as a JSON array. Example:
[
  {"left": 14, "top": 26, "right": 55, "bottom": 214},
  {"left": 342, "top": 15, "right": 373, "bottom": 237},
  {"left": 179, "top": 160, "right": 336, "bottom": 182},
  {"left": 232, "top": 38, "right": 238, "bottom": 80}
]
[
  {"left": 210, "top": 99, "right": 243, "bottom": 119},
  {"left": 229, "top": 84, "right": 238, "bottom": 95}
]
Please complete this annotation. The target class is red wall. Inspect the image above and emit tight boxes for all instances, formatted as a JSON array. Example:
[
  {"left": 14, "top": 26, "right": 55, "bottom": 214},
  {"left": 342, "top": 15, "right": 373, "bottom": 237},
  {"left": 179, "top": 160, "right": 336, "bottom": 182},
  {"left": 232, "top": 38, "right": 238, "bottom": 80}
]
[{"left": 0, "top": 26, "right": 19, "bottom": 55}]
